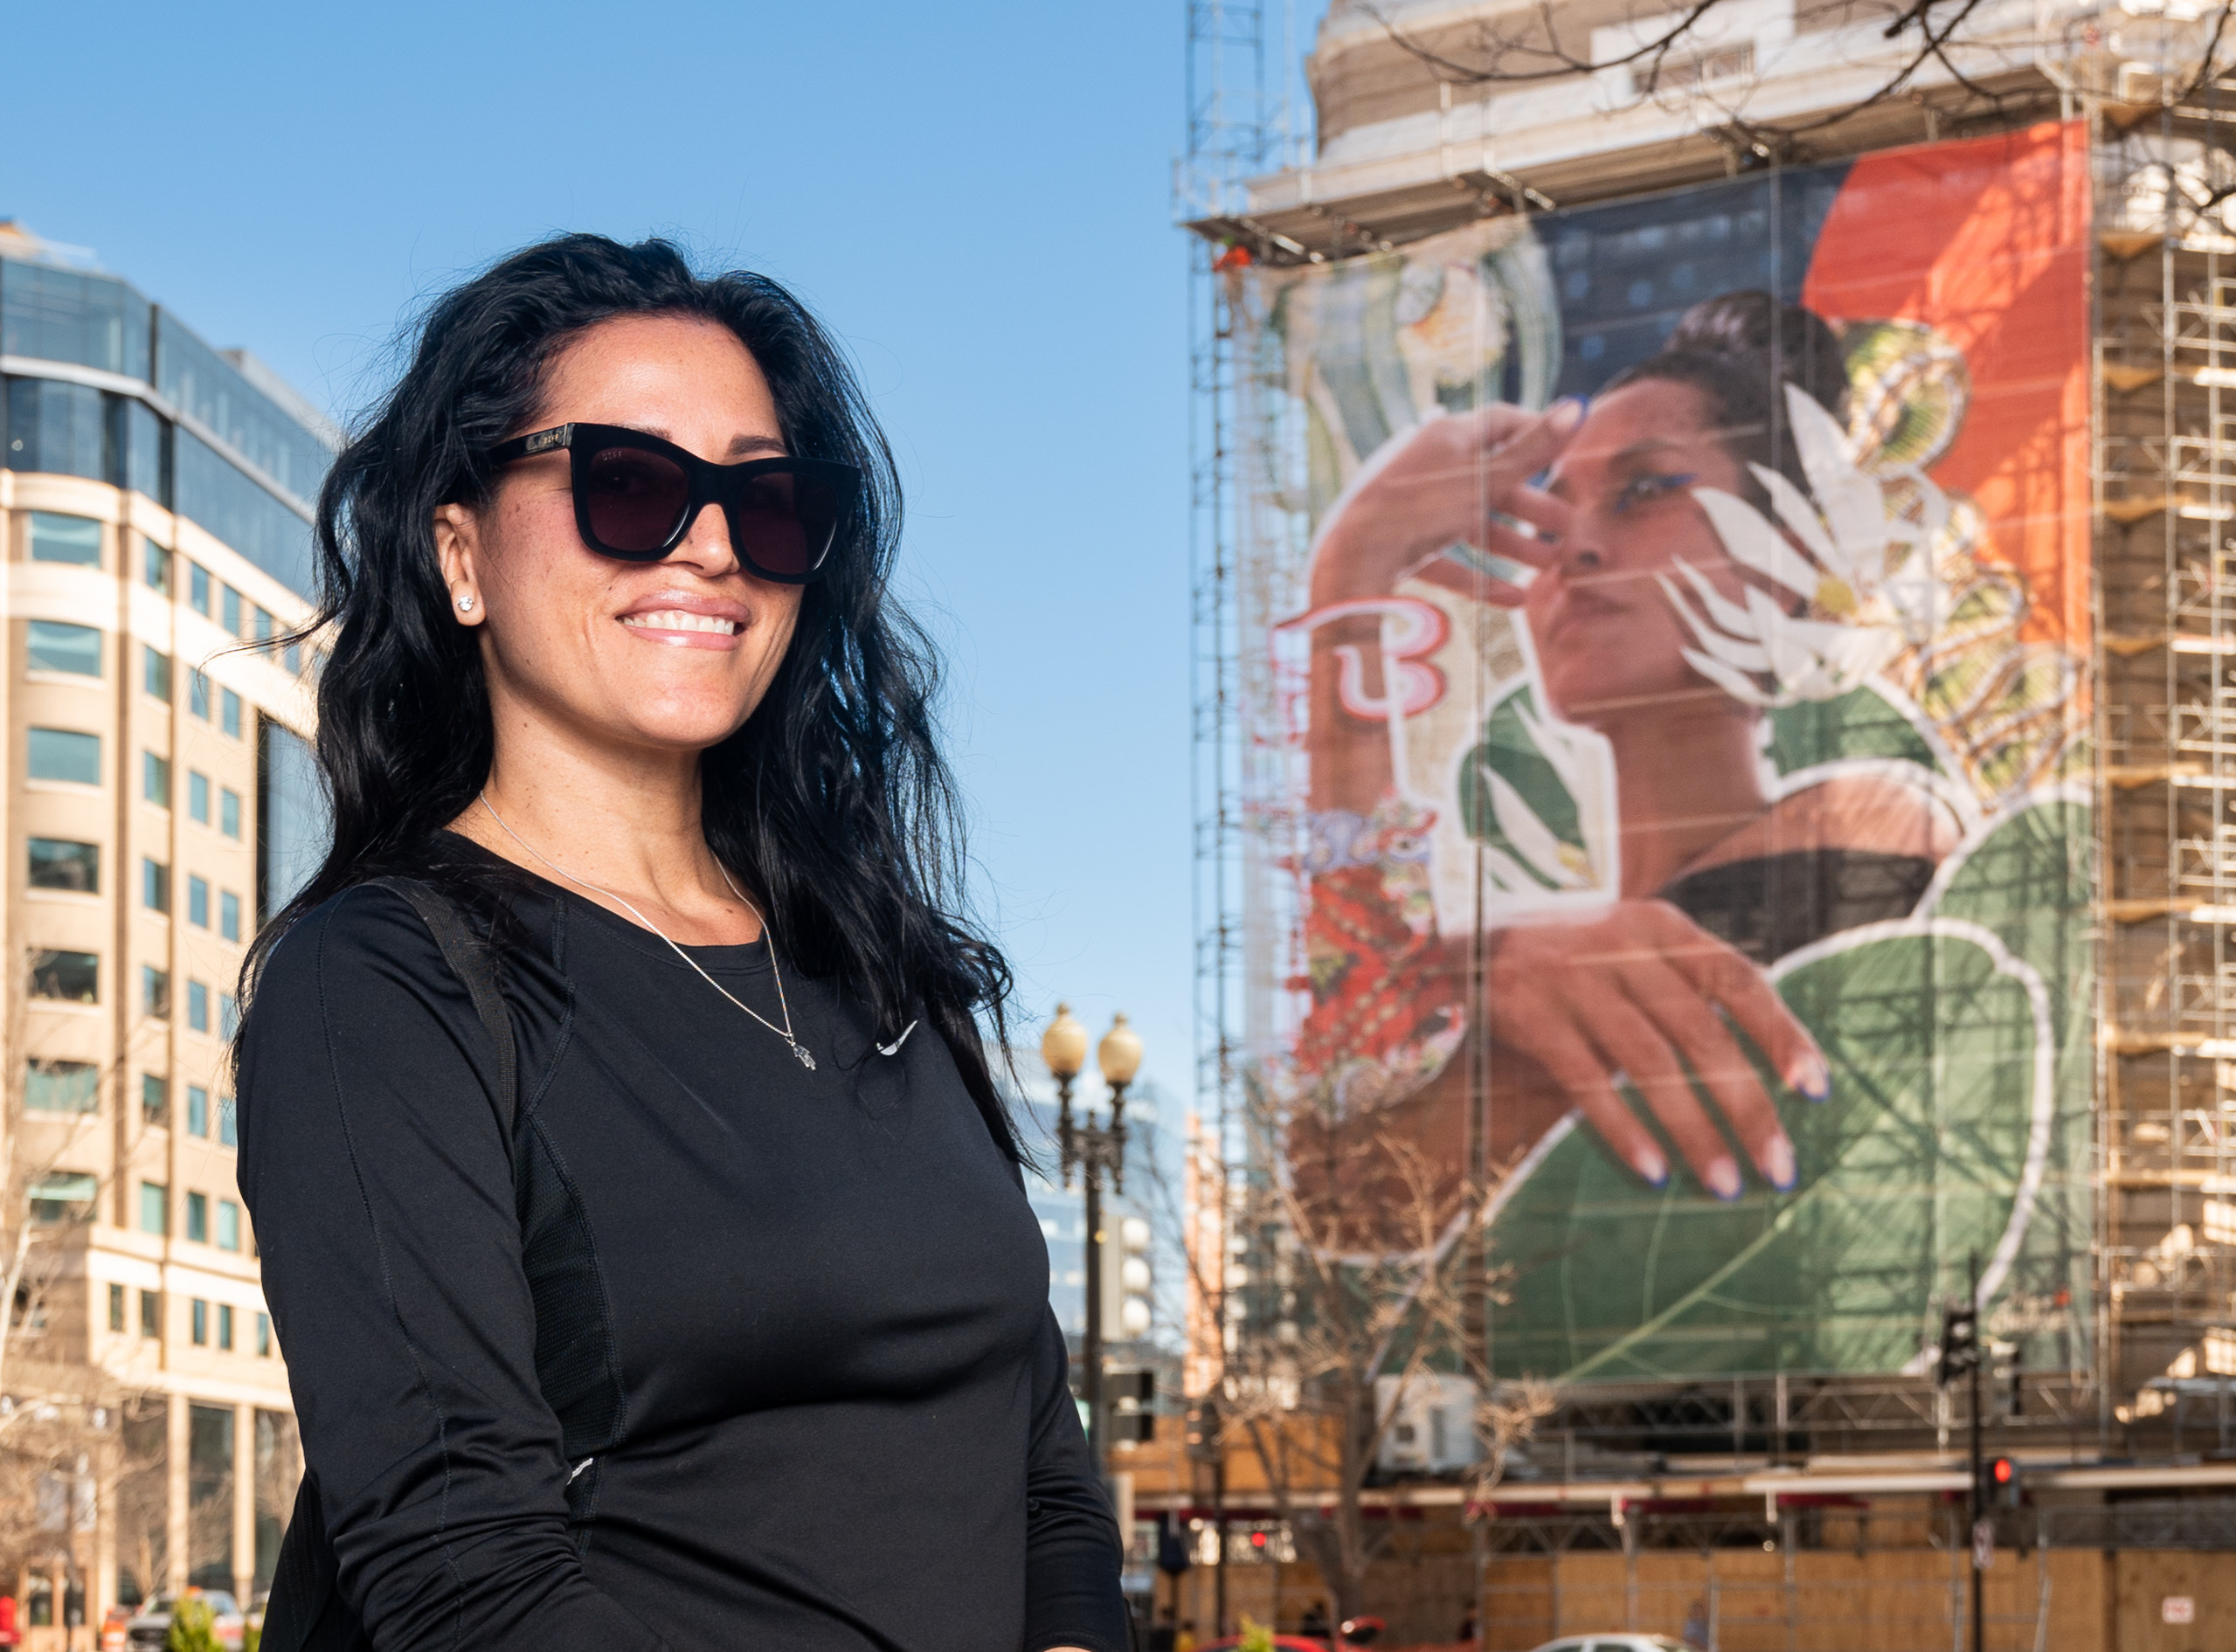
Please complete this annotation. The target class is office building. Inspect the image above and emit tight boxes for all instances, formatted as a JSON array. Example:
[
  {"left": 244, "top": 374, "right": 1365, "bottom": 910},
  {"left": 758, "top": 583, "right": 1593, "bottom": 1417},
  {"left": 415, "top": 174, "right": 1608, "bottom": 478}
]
[{"left": 0, "top": 218, "right": 326, "bottom": 1632}]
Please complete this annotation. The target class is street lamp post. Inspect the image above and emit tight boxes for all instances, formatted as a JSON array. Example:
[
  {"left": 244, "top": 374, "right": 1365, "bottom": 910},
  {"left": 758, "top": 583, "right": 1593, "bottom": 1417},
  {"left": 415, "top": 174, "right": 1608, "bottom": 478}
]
[{"left": 1042, "top": 1005, "right": 1142, "bottom": 1468}]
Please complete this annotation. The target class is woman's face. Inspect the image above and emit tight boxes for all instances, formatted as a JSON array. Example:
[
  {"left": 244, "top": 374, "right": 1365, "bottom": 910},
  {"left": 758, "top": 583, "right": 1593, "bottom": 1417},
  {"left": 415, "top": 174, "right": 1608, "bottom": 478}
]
[
  {"left": 438, "top": 313, "right": 805, "bottom": 759},
  {"left": 1523, "top": 377, "right": 1762, "bottom": 728}
]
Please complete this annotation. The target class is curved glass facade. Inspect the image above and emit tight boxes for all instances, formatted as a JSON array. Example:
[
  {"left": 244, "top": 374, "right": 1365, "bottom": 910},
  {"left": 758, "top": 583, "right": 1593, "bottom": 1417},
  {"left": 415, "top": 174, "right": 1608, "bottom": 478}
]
[{"left": 0, "top": 256, "right": 328, "bottom": 597}]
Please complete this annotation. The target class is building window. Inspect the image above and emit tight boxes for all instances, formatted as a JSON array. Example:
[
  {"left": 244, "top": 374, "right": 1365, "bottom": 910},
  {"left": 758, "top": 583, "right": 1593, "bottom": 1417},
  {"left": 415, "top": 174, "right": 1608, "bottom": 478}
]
[
  {"left": 140, "top": 1289, "right": 160, "bottom": 1337},
  {"left": 255, "top": 1311, "right": 270, "bottom": 1357},
  {"left": 189, "top": 561, "right": 211, "bottom": 616},
  {"left": 142, "top": 964, "right": 169, "bottom": 1019},
  {"left": 144, "top": 540, "right": 172, "bottom": 594},
  {"left": 217, "top": 1199, "right": 241, "bottom": 1253},
  {"left": 187, "top": 1085, "right": 209, "bottom": 1137},
  {"left": 221, "top": 584, "right": 241, "bottom": 638},
  {"left": 187, "top": 980, "right": 209, "bottom": 1033},
  {"left": 27, "top": 838, "right": 98, "bottom": 893},
  {"left": 138, "top": 1182, "right": 166, "bottom": 1236},
  {"left": 221, "top": 787, "right": 242, "bottom": 840},
  {"left": 24, "top": 1060, "right": 97, "bottom": 1115},
  {"left": 219, "top": 890, "right": 241, "bottom": 943},
  {"left": 142, "top": 646, "right": 172, "bottom": 702},
  {"left": 27, "top": 512, "right": 101, "bottom": 568},
  {"left": 190, "top": 770, "right": 211, "bottom": 823},
  {"left": 218, "top": 1303, "right": 233, "bottom": 1351},
  {"left": 190, "top": 1298, "right": 206, "bottom": 1344},
  {"left": 142, "top": 750, "right": 170, "bottom": 806},
  {"left": 5, "top": 377, "right": 102, "bottom": 483},
  {"left": 188, "top": 668, "right": 211, "bottom": 721},
  {"left": 188, "top": 875, "right": 209, "bottom": 928},
  {"left": 284, "top": 640, "right": 302, "bottom": 675},
  {"left": 121, "top": 397, "right": 169, "bottom": 504},
  {"left": 28, "top": 1172, "right": 96, "bottom": 1224},
  {"left": 142, "top": 858, "right": 170, "bottom": 914},
  {"left": 185, "top": 1192, "right": 207, "bottom": 1243},
  {"left": 26, "top": 619, "right": 100, "bottom": 677},
  {"left": 218, "top": 1095, "right": 237, "bottom": 1149},
  {"left": 108, "top": 1283, "right": 125, "bottom": 1332},
  {"left": 219, "top": 993, "right": 239, "bottom": 1040},
  {"left": 29, "top": 728, "right": 101, "bottom": 785},
  {"left": 31, "top": 951, "right": 98, "bottom": 1004},
  {"left": 142, "top": 1075, "right": 169, "bottom": 1126},
  {"left": 259, "top": 720, "right": 326, "bottom": 924},
  {"left": 221, "top": 688, "right": 242, "bottom": 739}
]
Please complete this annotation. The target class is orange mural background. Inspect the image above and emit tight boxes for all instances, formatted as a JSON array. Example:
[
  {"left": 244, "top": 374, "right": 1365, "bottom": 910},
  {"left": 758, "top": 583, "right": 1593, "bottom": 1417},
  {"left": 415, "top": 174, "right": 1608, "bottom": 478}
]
[{"left": 1803, "top": 121, "right": 2094, "bottom": 650}]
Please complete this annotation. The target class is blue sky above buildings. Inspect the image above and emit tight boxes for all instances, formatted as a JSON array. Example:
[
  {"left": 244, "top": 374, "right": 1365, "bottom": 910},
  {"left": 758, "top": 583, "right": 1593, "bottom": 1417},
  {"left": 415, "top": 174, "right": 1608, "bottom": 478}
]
[{"left": 1, "top": 1, "right": 1337, "bottom": 1123}]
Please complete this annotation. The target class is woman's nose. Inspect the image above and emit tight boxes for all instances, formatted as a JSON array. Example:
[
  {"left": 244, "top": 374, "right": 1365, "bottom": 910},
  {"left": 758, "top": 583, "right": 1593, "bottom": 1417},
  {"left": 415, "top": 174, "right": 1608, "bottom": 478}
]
[
  {"left": 1556, "top": 517, "right": 1610, "bottom": 577},
  {"left": 667, "top": 500, "right": 743, "bottom": 577}
]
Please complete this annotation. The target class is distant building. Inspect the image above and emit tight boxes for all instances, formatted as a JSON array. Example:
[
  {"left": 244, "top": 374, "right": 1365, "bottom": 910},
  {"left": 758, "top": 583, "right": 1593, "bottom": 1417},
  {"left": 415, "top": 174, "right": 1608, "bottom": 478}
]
[
  {"left": 1001, "top": 1050, "right": 1167, "bottom": 1352},
  {"left": 0, "top": 219, "right": 327, "bottom": 1630}
]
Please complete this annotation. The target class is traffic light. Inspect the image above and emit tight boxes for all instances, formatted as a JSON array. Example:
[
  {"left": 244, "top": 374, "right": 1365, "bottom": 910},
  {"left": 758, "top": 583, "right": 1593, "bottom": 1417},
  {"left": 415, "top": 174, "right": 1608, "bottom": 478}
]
[
  {"left": 1990, "top": 1337, "right": 2024, "bottom": 1418},
  {"left": 1108, "top": 1366, "right": 1157, "bottom": 1443},
  {"left": 1938, "top": 1299, "right": 1979, "bottom": 1386},
  {"left": 1099, "top": 1214, "right": 1153, "bottom": 1340},
  {"left": 1186, "top": 1397, "right": 1223, "bottom": 1462},
  {"left": 1983, "top": 1455, "right": 2019, "bottom": 1508}
]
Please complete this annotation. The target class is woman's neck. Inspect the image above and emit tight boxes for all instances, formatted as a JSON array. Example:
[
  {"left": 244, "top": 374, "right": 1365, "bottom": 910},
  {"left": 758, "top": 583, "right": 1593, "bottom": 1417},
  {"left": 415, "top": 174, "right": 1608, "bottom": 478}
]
[
  {"left": 448, "top": 720, "right": 762, "bottom": 944},
  {"left": 1598, "top": 702, "right": 1770, "bottom": 897}
]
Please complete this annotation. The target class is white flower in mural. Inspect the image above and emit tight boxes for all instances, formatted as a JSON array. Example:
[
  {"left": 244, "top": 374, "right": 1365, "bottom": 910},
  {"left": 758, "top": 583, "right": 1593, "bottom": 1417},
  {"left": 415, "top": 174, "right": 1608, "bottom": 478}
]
[
  {"left": 1471, "top": 695, "right": 1614, "bottom": 897},
  {"left": 1658, "top": 383, "right": 1949, "bottom": 708}
]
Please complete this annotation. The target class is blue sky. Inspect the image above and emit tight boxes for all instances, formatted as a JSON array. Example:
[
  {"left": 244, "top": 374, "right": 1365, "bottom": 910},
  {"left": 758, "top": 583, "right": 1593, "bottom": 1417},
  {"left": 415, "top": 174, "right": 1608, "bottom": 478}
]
[{"left": 5, "top": 2, "right": 1324, "bottom": 1123}]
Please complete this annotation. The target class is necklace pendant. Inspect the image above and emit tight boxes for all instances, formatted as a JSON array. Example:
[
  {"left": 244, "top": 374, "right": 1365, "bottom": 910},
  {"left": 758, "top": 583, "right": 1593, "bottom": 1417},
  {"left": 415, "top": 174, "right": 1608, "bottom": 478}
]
[{"left": 793, "top": 1043, "right": 817, "bottom": 1072}]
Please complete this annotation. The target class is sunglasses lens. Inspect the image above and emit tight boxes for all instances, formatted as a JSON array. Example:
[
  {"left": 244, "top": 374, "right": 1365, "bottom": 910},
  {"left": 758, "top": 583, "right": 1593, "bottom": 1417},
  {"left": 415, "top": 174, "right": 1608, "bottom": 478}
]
[
  {"left": 735, "top": 469, "right": 841, "bottom": 579},
  {"left": 584, "top": 444, "right": 691, "bottom": 556}
]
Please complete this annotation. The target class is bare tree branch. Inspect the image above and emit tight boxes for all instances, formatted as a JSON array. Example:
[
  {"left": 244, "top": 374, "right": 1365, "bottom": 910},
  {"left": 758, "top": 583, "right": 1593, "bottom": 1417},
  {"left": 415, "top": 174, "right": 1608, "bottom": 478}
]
[{"left": 1360, "top": 0, "right": 1722, "bottom": 88}]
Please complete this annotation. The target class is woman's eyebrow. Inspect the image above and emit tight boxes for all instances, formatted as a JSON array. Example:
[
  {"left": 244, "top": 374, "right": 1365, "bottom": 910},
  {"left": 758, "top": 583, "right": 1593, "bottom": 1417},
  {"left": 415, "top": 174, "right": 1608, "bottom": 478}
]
[
  {"left": 1610, "top": 437, "right": 1695, "bottom": 467},
  {"left": 729, "top": 434, "right": 788, "bottom": 458}
]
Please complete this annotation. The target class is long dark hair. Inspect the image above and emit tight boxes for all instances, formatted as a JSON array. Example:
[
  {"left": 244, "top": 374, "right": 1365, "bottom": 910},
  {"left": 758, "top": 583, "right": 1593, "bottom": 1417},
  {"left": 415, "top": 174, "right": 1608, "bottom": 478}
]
[
  {"left": 243, "top": 234, "right": 1018, "bottom": 1158},
  {"left": 1606, "top": 289, "right": 1851, "bottom": 501}
]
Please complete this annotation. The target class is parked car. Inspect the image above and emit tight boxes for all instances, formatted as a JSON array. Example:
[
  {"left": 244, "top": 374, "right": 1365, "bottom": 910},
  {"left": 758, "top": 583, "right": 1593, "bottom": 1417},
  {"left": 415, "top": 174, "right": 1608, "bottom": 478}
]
[
  {"left": 1528, "top": 1638, "right": 1692, "bottom": 1652},
  {"left": 125, "top": 1589, "right": 246, "bottom": 1651}
]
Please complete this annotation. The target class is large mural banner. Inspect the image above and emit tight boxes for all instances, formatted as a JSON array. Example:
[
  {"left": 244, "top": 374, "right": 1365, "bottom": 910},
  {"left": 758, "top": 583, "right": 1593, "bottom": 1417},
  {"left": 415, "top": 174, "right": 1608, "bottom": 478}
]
[{"left": 1245, "top": 124, "right": 2094, "bottom": 1384}]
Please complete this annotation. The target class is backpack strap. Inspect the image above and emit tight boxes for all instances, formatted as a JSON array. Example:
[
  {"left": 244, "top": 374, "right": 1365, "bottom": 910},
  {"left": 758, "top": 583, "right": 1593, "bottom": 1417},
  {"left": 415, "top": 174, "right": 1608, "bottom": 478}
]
[{"left": 371, "top": 875, "right": 517, "bottom": 1136}]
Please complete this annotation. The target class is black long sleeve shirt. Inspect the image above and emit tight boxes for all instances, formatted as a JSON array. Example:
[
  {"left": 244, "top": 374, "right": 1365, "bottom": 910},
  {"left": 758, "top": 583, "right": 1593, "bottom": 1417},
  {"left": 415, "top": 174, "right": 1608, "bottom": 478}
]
[{"left": 237, "top": 858, "right": 1127, "bottom": 1652}]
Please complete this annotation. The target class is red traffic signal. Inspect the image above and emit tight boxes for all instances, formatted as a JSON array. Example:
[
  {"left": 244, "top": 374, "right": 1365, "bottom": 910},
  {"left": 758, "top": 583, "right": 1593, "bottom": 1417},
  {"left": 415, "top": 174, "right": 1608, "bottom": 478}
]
[{"left": 1991, "top": 1457, "right": 2014, "bottom": 1486}]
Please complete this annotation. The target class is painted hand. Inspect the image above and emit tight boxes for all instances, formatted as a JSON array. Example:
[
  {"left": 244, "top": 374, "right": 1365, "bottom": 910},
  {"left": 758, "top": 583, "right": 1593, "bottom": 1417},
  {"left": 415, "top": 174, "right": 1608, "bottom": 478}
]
[
  {"left": 1485, "top": 900, "right": 1830, "bottom": 1198},
  {"left": 1311, "top": 399, "right": 1582, "bottom": 606}
]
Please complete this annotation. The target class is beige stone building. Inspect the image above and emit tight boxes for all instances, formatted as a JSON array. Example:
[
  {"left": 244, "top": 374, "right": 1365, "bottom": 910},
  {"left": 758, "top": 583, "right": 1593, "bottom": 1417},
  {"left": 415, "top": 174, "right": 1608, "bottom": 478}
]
[{"left": 0, "top": 219, "right": 326, "bottom": 1640}]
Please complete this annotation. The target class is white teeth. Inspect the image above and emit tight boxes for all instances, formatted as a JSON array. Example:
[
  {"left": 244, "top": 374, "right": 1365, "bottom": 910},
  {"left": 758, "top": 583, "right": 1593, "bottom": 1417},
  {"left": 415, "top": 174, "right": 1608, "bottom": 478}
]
[{"left": 620, "top": 610, "right": 740, "bottom": 636}]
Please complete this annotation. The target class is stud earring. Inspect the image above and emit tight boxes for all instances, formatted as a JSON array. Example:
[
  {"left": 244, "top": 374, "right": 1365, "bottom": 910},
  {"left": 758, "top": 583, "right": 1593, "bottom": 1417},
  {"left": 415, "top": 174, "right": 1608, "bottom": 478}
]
[{"left": 455, "top": 594, "right": 476, "bottom": 612}]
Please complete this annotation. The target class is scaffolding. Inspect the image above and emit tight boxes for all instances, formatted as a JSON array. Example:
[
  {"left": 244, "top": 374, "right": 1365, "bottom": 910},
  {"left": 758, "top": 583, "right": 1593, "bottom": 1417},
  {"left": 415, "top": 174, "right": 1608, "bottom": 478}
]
[
  {"left": 1183, "top": 0, "right": 1300, "bottom": 1393},
  {"left": 2095, "top": 88, "right": 2236, "bottom": 1436},
  {"left": 1177, "top": 0, "right": 2236, "bottom": 1494}
]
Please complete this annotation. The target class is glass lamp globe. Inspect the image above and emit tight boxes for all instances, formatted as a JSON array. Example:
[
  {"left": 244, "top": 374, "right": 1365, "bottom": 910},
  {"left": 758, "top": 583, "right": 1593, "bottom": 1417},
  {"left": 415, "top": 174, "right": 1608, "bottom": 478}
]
[
  {"left": 1097, "top": 1013, "right": 1143, "bottom": 1087},
  {"left": 1042, "top": 1003, "right": 1089, "bottom": 1082}
]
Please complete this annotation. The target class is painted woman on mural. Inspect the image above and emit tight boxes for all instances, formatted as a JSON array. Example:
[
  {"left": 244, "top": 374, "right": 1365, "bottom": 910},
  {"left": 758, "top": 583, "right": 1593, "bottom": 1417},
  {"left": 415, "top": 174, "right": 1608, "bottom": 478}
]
[
  {"left": 1274, "top": 129, "right": 2094, "bottom": 1382},
  {"left": 1295, "top": 291, "right": 1961, "bottom": 1204}
]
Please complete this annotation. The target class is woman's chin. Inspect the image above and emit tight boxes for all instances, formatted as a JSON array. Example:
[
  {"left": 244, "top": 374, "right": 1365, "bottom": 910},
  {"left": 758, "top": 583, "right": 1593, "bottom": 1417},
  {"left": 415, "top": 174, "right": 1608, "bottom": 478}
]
[{"left": 597, "top": 696, "right": 756, "bottom": 756}]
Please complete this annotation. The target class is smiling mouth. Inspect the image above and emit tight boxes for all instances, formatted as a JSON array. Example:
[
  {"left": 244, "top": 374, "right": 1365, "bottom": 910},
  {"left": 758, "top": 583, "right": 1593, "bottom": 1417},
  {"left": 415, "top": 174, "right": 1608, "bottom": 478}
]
[{"left": 620, "top": 610, "right": 742, "bottom": 636}]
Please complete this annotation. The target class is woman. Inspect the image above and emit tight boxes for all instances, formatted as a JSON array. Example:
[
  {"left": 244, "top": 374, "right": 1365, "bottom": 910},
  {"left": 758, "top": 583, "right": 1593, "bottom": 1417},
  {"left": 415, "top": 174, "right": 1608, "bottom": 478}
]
[
  {"left": 235, "top": 236, "right": 1125, "bottom": 1652},
  {"left": 1296, "top": 293, "right": 1957, "bottom": 1207}
]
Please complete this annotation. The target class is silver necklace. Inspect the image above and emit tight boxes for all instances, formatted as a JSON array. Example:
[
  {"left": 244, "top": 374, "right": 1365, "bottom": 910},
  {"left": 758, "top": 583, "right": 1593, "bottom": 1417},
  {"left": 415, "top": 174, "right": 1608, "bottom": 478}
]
[{"left": 477, "top": 792, "right": 816, "bottom": 1071}]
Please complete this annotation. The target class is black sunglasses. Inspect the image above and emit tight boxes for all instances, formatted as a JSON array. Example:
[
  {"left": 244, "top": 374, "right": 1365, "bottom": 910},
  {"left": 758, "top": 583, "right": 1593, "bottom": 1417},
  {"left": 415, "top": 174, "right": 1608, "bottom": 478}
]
[{"left": 485, "top": 423, "right": 859, "bottom": 582}]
